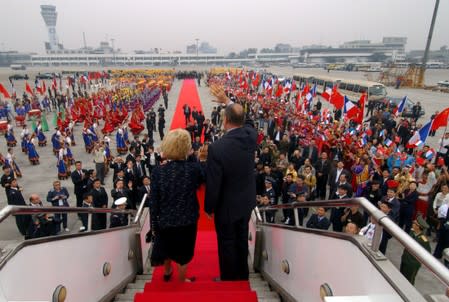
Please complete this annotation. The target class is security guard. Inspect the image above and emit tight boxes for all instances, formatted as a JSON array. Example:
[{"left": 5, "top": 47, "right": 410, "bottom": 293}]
[
  {"left": 264, "top": 177, "right": 277, "bottom": 223},
  {"left": 110, "top": 197, "right": 129, "bottom": 228},
  {"left": 400, "top": 215, "right": 431, "bottom": 285}
]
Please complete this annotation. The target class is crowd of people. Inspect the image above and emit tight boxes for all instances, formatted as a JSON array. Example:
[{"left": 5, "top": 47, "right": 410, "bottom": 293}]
[
  {"left": 0, "top": 67, "right": 447, "bottom": 286},
  {"left": 0, "top": 70, "right": 175, "bottom": 239},
  {"left": 205, "top": 69, "right": 449, "bottom": 284}
]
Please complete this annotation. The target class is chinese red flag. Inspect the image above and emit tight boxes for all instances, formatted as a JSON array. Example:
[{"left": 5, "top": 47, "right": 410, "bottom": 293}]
[
  {"left": 25, "top": 82, "right": 34, "bottom": 95},
  {"left": 0, "top": 83, "right": 11, "bottom": 98}
]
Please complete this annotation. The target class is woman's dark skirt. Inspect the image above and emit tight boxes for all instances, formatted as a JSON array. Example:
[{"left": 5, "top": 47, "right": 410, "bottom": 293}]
[{"left": 151, "top": 223, "right": 197, "bottom": 266}]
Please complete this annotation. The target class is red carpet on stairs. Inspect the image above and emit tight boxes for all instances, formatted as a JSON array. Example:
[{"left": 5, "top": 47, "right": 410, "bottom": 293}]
[{"left": 134, "top": 80, "right": 258, "bottom": 302}]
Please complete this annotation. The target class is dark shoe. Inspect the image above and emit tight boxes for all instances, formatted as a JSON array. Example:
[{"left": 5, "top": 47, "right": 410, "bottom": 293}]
[
  {"left": 212, "top": 277, "right": 221, "bottom": 282},
  {"left": 163, "top": 269, "right": 173, "bottom": 282}
]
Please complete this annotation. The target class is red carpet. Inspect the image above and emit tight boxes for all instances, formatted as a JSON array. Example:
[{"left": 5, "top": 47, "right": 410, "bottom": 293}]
[{"left": 134, "top": 80, "right": 257, "bottom": 302}]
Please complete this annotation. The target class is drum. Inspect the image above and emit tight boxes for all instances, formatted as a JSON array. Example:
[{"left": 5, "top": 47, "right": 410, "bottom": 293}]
[
  {"left": 15, "top": 115, "right": 25, "bottom": 126},
  {"left": 0, "top": 120, "right": 7, "bottom": 134},
  {"left": 28, "top": 109, "right": 41, "bottom": 118}
]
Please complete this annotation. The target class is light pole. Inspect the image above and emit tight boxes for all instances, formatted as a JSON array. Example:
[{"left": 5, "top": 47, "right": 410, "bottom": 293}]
[
  {"left": 195, "top": 38, "right": 199, "bottom": 64},
  {"left": 110, "top": 38, "right": 115, "bottom": 66}
]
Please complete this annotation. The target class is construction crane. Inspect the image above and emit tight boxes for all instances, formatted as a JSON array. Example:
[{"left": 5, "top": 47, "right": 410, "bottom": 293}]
[
  {"left": 417, "top": 0, "right": 440, "bottom": 87},
  {"left": 376, "top": 0, "right": 440, "bottom": 88}
]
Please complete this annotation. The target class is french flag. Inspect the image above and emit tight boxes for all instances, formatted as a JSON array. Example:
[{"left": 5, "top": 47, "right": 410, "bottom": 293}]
[
  {"left": 360, "top": 134, "right": 368, "bottom": 146},
  {"left": 284, "top": 80, "right": 291, "bottom": 92},
  {"left": 406, "top": 120, "right": 433, "bottom": 148},
  {"left": 384, "top": 138, "right": 393, "bottom": 147},
  {"left": 343, "top": 96, "right": 359, "bottom": 119},
  {"left": 306, "top": 84, "right": 316, "bottom": 102},
  {"left": 394, "top": 96, "right": 407, "bottom": 117},
  {"left": 425, "top": 150, "right": 434, "bottom": 160}
]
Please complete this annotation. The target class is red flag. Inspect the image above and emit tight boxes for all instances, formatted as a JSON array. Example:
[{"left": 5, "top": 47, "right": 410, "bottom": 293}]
[
  {"left": 431, "top": 107, "right": 449, "bottom": 131},
  {"left": 291, "top": 80, "right": 297, "bottom": 92},
  {"left": 321, "top": 87, "right": 332, "bottom": 101},
  {"left": 52, "top": 78, "right": 57, "bottom": 90},
  {"left": 302, "top": 83, "right": 310, "bottom": 96},
  {"left": 330, "top": 87, "right": 344, "bottom": 110},
  {"left": 25, "top": 82, "right": 33, "bottom": 95},
  {"left": 0, "top": 83, "right": 11, "bottom": 98},
  {"left": 42, "top": 80, "right": 47, "bottom": 94},
  {"left": 354, "top": 94, "right": 366, "bottom": 124},
  {"left": 275, "top": 83, "right": 283, "bottom": 97}
]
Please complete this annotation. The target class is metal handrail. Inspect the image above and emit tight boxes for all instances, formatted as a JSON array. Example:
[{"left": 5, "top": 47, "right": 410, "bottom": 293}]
[
  {"left": 257, "top": 197, "right": 449, "bottom": 292},
  {"left": 0, "top": 206, "right": 136, "bottom": 224},
  {"left": 134, "top": 193, "right": 148, "bottom": 224},
  {"left": 0, "top": 193, "right": 149, "bottom": 227}
]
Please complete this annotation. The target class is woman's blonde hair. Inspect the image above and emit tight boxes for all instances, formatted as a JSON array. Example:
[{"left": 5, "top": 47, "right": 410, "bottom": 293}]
[{"left": 161, "top": 129, "right": 192, "bottom": 160}]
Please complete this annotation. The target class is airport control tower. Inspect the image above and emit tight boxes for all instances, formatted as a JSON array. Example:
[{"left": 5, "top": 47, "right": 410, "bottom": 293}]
[{"left": 40, "top": 5, "right": 61, "bottom": 51}]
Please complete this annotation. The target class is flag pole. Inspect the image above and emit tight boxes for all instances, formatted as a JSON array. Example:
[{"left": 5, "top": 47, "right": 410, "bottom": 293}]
[{"left": 438, "top": 116, "right": 449, "bottom": 154}]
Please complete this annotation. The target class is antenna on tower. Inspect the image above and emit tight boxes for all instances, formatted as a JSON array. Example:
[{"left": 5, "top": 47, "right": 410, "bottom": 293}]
[{"left": 83, "top": 32, "right": 87, "bottom": 49}]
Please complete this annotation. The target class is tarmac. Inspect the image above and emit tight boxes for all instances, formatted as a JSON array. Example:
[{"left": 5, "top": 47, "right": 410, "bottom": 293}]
[{"left": 0, "top": 66, "right": 449, "bottom": 297}]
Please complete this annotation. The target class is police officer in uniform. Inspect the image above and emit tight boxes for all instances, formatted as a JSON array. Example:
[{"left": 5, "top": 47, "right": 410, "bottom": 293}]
[
  {"left": 264, "top": 177, "right": 277, "bottom": 223},
  {"left": 400, "top": 215, "right": 431, "bottom": 285},
  {"left": 110, "top": 197, "right": 129, "bottom": 228}
]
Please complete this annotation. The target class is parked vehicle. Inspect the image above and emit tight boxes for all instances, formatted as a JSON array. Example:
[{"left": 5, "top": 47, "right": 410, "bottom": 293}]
[
  {"left": 10, "top": 64, "right": 26, "bottom": 70},
  {"left": 8, "top": 74, "right": 29, "bottom": 80}
]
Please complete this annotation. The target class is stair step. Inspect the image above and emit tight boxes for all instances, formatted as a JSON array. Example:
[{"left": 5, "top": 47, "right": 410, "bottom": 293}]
[
  {"left": 135, "top": 274, "right": 152, "bottom": 281},
  {"left": 115, "top": 293, "right": 135, "bottom": 300},
  {"left": 257, "top": 291, "right": 280, "bottom": 299},
  {"left": 258, "top": 298, "right": 281, "bottom": 302},
  {"left": 144, "top": 280, "right": 250, "bottom": 292},
  {"left": 134, "top": 291, "right": 258, "bottom": 302},
  {"left": 126, "top": 283, "right": 145, "bottom": 290}
]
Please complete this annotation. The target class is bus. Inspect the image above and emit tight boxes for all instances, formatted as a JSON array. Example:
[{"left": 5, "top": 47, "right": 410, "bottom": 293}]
[
  {"left": 292, "top": 73, "right": 387, "bottom": 102},
  {"left": 10, "top": 64, "right": 26, "bottom": 70}
]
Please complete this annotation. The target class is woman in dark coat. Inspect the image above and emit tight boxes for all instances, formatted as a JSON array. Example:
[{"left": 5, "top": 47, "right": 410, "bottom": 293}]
[{"left": 149, "top": 129, "right": 205, "bottom": 282}]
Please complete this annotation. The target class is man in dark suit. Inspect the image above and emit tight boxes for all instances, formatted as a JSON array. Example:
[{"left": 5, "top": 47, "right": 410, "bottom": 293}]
[
  {"left": 70, "top": 161, "right": 88, "bottom": 213},
  {"left": 138, "top": 176, "right": 151, "bottom": 207},
  {"left": 125, "top": 147, "right": 137, "bottom": 164},
  {"left": 302, "top": 140, "right": 319, "bottom": 164},
  {"left": 90, "top": 178, "right": 108, "bottom": 230},
  {"left": 134, "top": 154, "right": 147, "bottom": 187},
  {"left": 109, "top": 157, "right": 125, "bottom": 182},
  {"left": 6, "top": 178, "right": 31, "bottom": 236},
  {"left": 205, "top": 94, "right": 257, "bottom": 281},
  {"left": 328, "top": 160, "right": 351, "bottom": 198},
  {"left": 306, "top": 207, "right": 330, "bottom": 230},
  {"left": 314, "top": 152, "right": 332, "bottom": 200}
]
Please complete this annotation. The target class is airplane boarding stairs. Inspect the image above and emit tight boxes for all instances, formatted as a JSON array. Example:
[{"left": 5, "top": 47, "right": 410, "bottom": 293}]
[{"left": 0, "top": 197, "right": 448, "bottom": 301}]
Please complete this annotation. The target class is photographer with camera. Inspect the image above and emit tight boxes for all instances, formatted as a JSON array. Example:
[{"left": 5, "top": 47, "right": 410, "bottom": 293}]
[
  {"left": 46, "top": 180, "right": 70, "bottom": 233},
  {"left": 26, "top": 194, "right": 56, "bottom": 239}
]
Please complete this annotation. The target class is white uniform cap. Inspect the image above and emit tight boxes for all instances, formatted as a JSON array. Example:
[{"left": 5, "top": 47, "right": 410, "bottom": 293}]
[{"left": 114, "top": 197, "right": 127, "bottom": 206}]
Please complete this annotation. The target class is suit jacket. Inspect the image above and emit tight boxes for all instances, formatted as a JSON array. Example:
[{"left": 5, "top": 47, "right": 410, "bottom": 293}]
[
  {"left": 314, "top": 159, "right": 332, "bottom": 177},
  {"left": 46, "top": 187, "right": 70, "bottom": 207},
  {"left": 138, "top": 185, "right": 151, "bottom": 207},
  {"left": 302, "top": 146, "right": 319, "bottom": 164},
  {"left": 306, "top": 214, "right": 330, "bottom": 230},
  {"left": 71, "top": 169, "right": 88, "bottom": 195},
  {"left": 91, "top": 187, "right": 108, "bottom": 208},
  {"left": 205, "top": 126, "right": 257, "bottom": 223},
  {"left": 6, "top": 187, "right": 27, "bottom": 206},
  {"left": 328, "top": 168, "right": 351, "bottom": 194},
  {"left": 109, "top": 162, "right": 125, "bottom": 178},
  {"left": 134, "top": 161, "right": 147, "bottom": 179}
]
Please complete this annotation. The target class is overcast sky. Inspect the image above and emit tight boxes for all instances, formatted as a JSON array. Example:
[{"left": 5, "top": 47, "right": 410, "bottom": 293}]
[{"left": 1, "top": 0, "right": 448, "bottom": 54}]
